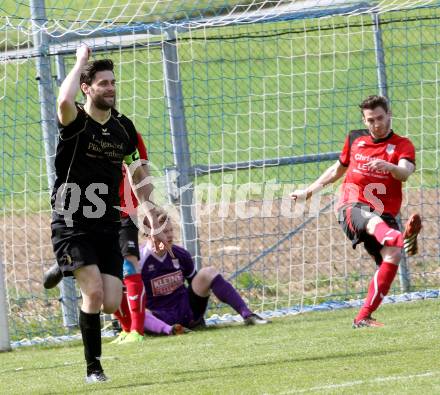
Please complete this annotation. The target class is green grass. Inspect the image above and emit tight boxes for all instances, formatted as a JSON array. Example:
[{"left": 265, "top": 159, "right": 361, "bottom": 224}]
[{"left": 1, "top": 300, "right": 439, "bottom": 394}]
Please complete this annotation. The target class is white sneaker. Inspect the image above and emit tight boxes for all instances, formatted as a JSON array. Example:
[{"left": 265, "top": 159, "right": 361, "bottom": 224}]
[
  {"left": 85, "top": 371, "right": 109, "bottom": 383},
  {"left": 244, "top": 313, "right": 270, "bottom": 325}
]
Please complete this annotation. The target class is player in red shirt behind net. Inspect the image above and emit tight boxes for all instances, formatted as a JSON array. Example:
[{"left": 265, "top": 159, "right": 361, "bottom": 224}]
[
  {"left": 291, "top": 95, "right": 422, "bottom": 328},
  {"left": 111, "top": 132, "right": 148, "bottom": 343}
]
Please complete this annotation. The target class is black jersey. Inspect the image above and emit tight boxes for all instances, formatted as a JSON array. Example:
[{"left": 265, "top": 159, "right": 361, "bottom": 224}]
[{"left": 51, "top": 103, "right": 138, "bottom": 224}]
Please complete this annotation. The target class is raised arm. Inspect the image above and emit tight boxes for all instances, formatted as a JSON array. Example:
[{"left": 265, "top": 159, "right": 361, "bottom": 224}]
[
  {"left": 291, "top": 160, "right": 347, "bottom": 201},
  {"left": 57, "top": 45, "right": 90, "bottom": 126}
]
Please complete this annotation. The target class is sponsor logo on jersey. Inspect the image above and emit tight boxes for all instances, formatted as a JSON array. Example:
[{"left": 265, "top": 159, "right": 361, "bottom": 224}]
[
  {"left": 151, "top": 271, "right": 184, "bottom": 296},
  {"left": 148, "top": 264, "right": 155, "bottom": 272},
  {"left": 357, "top": 140, "right": 366, "bottom": 147},
  {"left": 354, "top": 153, "right": 380, "bottom": 162}
]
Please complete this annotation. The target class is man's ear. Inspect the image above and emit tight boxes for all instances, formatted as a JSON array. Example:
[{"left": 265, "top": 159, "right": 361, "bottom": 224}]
[
  {"left": 361, "top": 114, "right": 366, "bottom": 125},
  {"left": 80, "top": 82, "right": 89, "bottom": 96}
]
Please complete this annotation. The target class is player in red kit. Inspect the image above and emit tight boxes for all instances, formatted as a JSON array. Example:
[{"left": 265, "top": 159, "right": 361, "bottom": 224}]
[
  {"left": 291, "top": 95, "right": 422, "bottom": 328},
  {"left": 111, "top": 132, "right": 149, "bottom": 343}
]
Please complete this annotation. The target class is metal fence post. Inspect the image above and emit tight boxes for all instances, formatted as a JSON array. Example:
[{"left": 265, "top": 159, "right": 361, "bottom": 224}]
[
  {"left": 162, "top": 29, "right": 201, "bottom": 269},
  {"left": 372, "top": 12, "right": 410, "bottom": 292},
  {"left": 372, "top": 12, "right": 388, "bottom": 98},
  {"left": 0, "top": 256, "right": 11, "bottom": 352},
  {"left": 30, "top": 0, "right": 78, "bottom": 327},
  {"left": 397, "top": 215, "right": 412, "bottom": 292}
]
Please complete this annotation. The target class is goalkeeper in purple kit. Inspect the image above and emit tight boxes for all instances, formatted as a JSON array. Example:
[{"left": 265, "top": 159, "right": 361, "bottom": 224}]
[{"left": 140, "top": 211, "right": 269, "bottom": 335}]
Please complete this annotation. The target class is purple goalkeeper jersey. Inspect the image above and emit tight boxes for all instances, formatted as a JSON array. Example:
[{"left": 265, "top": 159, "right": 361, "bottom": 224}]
[{"left": 140, "top": 244, "right": 197, "bottom": 326}]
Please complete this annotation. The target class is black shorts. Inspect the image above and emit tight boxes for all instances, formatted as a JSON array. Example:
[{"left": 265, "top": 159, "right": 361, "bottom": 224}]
[
  {"left": 119, "top": 216, "right": 140, "bottom": 259},
  {"left": 51, "top": 215, "right": 123, "bottom": 279},
  {"left": 339, "top": 203, "right": 400, "bottom": 265},
  {"left": 187, "top": 283, "right": 209, "bottom": 328}
]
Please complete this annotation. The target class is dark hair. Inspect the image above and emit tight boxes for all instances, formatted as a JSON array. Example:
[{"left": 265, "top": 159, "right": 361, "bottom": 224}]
[
  {"left": 80, "top": 59, "right": 114, "bottom": 86},
  {"left": 359, "top": 95, "right": 389, "bottom": 114}
]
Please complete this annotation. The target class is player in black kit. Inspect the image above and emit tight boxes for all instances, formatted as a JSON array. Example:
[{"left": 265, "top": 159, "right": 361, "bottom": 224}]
[{"left": 50, "top": 45, "right": 167, "bottom": 383}]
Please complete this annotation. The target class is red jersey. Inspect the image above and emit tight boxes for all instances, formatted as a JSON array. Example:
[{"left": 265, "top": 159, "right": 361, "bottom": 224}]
[
  {"left": 338, "top": 130, "right": 415, "bottom": 217},
  {"left": 119, "top": 133, "right": 148, "bottom": 218}
]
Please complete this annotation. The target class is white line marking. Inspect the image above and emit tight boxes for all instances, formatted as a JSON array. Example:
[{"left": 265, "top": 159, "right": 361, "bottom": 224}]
[{"left": 272, "top": 371, "right": 437, "bottom": 394}]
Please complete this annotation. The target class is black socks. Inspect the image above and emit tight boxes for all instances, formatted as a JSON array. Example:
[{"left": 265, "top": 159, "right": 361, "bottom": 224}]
[{"left": 79, "top": 310, "right": 103, "bottom": 375}]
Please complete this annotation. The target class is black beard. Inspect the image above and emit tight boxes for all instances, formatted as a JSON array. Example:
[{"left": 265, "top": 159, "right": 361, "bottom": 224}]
[{"left": 93, "top": 96, "right": 114, "bottom": 111}]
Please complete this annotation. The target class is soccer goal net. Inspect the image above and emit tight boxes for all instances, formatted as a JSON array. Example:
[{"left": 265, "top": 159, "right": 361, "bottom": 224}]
[{"left": 1, "top": 0, "right": 440, "bottom": 347}]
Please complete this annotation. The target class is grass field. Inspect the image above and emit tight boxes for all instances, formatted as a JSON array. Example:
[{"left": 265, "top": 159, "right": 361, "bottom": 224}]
[
  {"left": 1, "top": 2, "right": 440, "bottom": 342},
  {"left": 0, "top": 300, "right": 439, "bottom": 394}
]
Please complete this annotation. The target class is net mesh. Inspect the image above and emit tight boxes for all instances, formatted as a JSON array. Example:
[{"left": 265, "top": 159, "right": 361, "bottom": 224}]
[{"left": 1, "top": 0, "right": 439, "bottom": 342}]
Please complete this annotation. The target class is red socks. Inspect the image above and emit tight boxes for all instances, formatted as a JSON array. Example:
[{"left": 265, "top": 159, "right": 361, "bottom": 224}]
[
  {"left": 113, "top": 290, "right": 131, "bottom": 332},
  {"left": 124, "top": 274, "right": 146, "bottom": 335},
  {"left": 355, "top": 261, "right": 398, "bottom": 322},
  {"left": 373, "top": 222, "right": 403, "bottom": 248}
]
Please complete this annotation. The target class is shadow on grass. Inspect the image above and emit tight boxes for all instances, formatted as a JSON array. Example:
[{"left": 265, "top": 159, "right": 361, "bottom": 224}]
[
  {"left": 167, "top": 344, "right": 433, "bottom": 376},
  {"left": 48, "top": 375, "right": 226, "bottom": 394},
  {"left": 42, "top": 343, "right": 433, "bottom": 394}
]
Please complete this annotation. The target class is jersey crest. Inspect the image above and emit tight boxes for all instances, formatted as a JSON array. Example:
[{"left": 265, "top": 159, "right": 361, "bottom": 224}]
[
  {"left": 386, "top": 144, "right": 395, "bottom": 155},
  {"left": 172, "top": 258, "right": 180, "bottom": 269}
]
